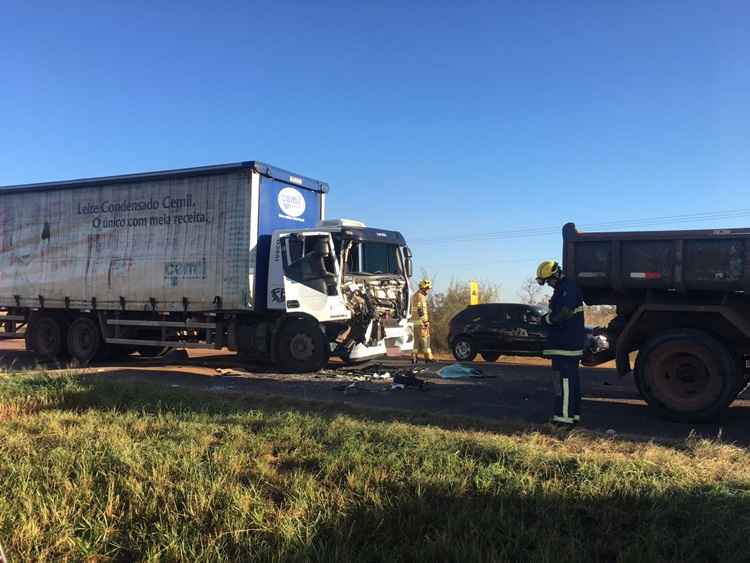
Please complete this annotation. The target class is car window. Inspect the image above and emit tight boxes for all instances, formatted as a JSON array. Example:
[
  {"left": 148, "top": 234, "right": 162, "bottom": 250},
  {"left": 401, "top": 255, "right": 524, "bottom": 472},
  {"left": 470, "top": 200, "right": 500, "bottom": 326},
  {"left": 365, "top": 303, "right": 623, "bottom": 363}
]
[
  {"left": 453, "top": 306, "right": 489, "bottom": 324},
  {"left": 505, "top": 306, "right": 525, "bottom": 323},
  {"left": 484, "top": 304, "right": 505, "bottom": 321}
]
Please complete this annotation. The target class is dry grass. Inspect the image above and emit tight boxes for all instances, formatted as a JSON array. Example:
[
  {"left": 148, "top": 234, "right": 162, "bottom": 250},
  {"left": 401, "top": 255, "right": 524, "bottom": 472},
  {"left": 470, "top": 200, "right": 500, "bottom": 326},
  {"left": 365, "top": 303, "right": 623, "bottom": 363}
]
[{"left": 0, "top": 369, "right": 748, "bottom": 562}]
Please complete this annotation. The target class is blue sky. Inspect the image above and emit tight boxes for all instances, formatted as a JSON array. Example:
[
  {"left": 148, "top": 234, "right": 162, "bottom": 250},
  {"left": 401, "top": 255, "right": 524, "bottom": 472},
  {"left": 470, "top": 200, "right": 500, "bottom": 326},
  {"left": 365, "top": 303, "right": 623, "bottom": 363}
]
[{"left": 2, "top": 1, "right": 748, "bottom": 298}]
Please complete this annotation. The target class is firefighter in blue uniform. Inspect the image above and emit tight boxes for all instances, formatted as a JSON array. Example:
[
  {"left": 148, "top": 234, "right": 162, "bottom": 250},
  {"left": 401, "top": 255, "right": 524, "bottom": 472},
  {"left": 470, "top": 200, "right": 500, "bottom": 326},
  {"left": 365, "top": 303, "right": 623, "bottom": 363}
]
[{"left": 536, "top": 260, "right": 585, "bottom": 426}]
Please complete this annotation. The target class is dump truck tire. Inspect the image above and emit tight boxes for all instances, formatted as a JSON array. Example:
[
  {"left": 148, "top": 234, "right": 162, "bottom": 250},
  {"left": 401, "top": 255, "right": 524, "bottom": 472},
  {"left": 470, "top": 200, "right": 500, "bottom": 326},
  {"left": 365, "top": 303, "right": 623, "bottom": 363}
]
[{"left": 635, "top": 330, "right": 739, "bottom": 422}]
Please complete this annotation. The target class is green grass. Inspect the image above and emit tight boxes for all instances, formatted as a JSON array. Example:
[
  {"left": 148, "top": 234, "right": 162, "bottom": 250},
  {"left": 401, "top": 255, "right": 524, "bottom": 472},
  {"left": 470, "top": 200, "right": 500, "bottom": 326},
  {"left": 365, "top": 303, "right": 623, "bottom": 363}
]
[{"left": 0, "top": 370, "right": 749, "bottom": 562}]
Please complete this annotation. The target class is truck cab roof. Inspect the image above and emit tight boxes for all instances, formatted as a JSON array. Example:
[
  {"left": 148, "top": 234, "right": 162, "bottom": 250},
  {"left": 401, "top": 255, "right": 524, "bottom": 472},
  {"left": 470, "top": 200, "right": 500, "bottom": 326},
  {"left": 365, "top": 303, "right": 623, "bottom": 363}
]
[{"left": 281, "top": 221, "right": 407, "bottom": 246}]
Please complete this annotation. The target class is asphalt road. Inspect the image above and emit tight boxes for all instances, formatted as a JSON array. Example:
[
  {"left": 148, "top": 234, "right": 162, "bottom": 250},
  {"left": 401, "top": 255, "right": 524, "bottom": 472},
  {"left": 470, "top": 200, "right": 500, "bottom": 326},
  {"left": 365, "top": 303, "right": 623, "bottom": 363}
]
[{"left": 1, "top": 339, "right": 749, "bottom": 445}]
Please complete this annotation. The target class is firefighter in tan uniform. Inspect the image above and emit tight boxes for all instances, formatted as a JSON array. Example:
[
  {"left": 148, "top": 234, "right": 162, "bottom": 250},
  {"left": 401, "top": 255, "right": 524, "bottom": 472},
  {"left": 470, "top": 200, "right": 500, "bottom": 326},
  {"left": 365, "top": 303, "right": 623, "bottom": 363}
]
[{"left": 411, "top": 279, "right": 434, "bottom": 363}]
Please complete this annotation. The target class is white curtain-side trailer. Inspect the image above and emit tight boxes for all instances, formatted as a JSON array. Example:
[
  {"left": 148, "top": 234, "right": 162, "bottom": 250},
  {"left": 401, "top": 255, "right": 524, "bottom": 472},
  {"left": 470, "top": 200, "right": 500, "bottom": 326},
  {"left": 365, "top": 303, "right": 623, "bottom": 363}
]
[{"left": 0, "top": 161, "right": 414, "bottom": 371}]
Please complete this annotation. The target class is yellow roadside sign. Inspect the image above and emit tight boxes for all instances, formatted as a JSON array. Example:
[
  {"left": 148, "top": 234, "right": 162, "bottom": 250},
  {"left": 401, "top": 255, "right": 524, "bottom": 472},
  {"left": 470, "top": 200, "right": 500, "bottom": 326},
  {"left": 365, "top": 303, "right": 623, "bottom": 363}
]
[{"left": 470, "top": 280, "right": 479, "bottom": 305}]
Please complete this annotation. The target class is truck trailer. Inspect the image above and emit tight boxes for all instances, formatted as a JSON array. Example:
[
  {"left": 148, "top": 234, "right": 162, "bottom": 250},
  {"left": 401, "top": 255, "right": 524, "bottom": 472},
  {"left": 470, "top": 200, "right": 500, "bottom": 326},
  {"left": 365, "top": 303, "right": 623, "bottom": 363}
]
[
  {"left": 563, "top": 222, "right": 750, "bottom": 421},
  {"left": 0, "top": 161, "right": 414, "bottom": 371}
]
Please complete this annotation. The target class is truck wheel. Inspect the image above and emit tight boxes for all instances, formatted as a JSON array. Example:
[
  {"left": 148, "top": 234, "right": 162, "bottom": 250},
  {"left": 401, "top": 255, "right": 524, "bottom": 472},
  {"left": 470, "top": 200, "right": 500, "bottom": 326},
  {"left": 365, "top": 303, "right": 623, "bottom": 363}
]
[
  {"left": 67, "top": 317, "right": 106, "bottom": 366},
  {"left": 452, "top": 337, "right": 476, "bottom": 362},
  {"left": 30, "top": 315, "right": 68, "bottom": 360},
  {"left": 635, "top": 330, "right": 739, "bottom": 422},
  {"left": 277, "top": 319, "right": 328, "bottom": 372},
  {"left": 481, "top": 352, "right": 500, "bottom": 362}
]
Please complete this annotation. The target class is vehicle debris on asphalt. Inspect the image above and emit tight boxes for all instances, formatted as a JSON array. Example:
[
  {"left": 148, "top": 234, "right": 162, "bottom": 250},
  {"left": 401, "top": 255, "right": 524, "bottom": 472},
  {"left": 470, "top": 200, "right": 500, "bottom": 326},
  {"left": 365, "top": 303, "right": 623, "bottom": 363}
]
[
  {"left": 215, "top": 368, "right": 252, "bottom": 376},
  {"left": 325, "top": 362, "right": 431, "bottom": 394},
  {"left": 436, "top": 363, "right": 488, "bottom": 379}
]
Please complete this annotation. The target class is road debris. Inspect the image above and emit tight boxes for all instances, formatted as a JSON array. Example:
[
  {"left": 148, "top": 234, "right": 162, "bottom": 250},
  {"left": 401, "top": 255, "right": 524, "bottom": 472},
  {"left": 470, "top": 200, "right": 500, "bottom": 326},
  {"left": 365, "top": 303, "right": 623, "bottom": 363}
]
[
  {"left": 215, "top": 367, "right": 252, "bottom": 376},
  {"left": 392, "top": 372, "right": 427, "bottom": 389},
  {"left": 437, "top": 363, "right": 487, "bottom": 379}
]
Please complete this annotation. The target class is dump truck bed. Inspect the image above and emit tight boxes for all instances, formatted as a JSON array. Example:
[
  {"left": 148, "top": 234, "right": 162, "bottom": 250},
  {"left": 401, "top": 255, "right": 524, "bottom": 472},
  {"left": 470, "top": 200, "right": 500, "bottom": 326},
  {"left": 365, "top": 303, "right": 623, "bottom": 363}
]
[{"left": 563, "top": 222, "right": 750, "bottom": 306}]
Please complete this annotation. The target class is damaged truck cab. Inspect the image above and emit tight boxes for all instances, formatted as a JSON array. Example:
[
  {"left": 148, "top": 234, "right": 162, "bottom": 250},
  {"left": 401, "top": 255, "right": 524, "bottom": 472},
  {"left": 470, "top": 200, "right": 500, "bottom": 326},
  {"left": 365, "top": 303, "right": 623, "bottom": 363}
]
[
  {"left": 265, "top": 220, "right": 414, "bottom": 367},
  {"left": 0, "top": 161, "right": 413, "bottom": 374}
]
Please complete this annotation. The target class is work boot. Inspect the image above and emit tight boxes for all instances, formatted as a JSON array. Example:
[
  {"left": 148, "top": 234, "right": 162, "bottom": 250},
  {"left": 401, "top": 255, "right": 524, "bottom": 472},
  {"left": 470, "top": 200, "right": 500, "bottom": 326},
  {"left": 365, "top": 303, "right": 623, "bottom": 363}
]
[{"left": 549, "top": 416, "right": 577, "bottom": 428}]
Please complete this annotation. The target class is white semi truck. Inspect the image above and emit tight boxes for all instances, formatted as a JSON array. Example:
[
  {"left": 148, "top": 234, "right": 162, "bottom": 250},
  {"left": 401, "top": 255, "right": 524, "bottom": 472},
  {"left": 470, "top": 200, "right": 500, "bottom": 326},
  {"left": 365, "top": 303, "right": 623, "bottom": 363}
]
[{"left": 0, "top": 161, "right": 414, "bottom": 371}]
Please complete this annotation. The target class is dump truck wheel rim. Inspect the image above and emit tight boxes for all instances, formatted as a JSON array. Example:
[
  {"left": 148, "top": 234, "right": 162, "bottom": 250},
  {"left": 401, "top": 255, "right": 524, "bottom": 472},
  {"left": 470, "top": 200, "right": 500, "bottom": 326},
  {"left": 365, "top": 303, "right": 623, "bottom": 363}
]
[{"left": 647, "top": 342, "right": 723, "bottom": 412}]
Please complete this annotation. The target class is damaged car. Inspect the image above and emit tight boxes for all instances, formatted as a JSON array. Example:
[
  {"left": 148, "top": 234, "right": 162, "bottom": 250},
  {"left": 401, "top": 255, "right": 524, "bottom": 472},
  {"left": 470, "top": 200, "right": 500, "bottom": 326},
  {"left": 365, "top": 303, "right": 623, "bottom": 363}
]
[{"left": 448, "top": 303, "right": 608, "bottom": 364}]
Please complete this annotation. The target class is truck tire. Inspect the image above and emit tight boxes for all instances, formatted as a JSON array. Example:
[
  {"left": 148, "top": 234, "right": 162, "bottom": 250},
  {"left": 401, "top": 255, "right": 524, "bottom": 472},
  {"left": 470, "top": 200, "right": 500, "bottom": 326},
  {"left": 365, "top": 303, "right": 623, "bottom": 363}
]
[
  {"left": 29, "top": 315, "right": 68, "bottom": 360},
  {"left": 277, "top": 319, "right": 328, "bottom": 373},
  {"left": 67, "top": 317, "right": 106, "bottom": 366},
  {"left": 635, "top": 330, "right": 739, "bottom": 422},
  {"left": 452, "top": 337, "right": 476, "bottom": 362},
  {"left": 481, "top": 352, "right": 500, "bottom": 362}
]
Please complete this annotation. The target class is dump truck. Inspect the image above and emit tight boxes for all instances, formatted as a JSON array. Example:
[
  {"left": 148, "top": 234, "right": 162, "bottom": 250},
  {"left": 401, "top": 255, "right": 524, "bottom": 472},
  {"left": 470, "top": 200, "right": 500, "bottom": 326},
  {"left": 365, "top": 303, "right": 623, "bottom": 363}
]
[
  {"left": 0, "top": 161, "right": 414, "bottom": 371},
  {"left": 563, "top": 222, "right": 750, "bottom": 421}
]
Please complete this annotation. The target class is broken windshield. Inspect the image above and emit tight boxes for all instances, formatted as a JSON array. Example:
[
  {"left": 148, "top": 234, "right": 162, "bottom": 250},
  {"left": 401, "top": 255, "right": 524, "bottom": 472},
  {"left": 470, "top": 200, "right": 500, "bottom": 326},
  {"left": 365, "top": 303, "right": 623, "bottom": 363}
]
[{"left": 343, "top": 241, "right": 403, "bottom": 275}]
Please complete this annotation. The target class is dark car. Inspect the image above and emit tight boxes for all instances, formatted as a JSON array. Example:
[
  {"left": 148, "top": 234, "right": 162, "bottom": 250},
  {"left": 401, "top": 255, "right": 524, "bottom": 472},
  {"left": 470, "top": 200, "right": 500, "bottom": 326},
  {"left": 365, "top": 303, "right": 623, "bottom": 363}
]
[{"left": 448, "top": 303, "right": 606, "bottom": 362}]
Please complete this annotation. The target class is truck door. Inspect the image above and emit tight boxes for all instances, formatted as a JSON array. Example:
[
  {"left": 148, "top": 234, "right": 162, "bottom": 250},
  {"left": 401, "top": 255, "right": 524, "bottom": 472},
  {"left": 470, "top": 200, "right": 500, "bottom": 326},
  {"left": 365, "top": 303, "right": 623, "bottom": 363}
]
[{"left": 279, "top": 233, "right": 350, "bottom": 322}]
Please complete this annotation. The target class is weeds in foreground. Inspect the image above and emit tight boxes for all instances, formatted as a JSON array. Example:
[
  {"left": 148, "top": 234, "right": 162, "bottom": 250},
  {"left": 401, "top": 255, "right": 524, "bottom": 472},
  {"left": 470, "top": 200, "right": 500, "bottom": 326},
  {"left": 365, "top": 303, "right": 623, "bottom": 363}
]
[{"left": 0, "top": 371, "right": 748, "bottom": 562}]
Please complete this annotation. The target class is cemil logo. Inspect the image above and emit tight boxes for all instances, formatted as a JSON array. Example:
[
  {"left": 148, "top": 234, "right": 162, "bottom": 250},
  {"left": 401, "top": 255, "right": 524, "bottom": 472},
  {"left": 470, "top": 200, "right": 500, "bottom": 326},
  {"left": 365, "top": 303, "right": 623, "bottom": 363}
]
[{"left": 278, "top": 187, "right": 306, "bottom": 218}]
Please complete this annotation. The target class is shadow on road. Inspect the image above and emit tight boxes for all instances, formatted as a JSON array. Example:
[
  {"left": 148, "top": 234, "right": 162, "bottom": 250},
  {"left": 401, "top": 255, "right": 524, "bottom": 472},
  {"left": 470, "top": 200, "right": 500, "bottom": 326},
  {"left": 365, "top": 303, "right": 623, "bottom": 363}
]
[{"left": 2, "top": 344, "right": 749, "bottom": 446}]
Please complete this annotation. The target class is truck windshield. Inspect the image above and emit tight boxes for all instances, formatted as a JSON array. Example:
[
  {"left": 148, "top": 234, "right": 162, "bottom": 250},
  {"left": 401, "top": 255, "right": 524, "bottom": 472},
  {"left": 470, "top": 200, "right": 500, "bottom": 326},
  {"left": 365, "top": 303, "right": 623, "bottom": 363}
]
[{"left": 343, "top": 241, "right": 402, "bottom": 275}]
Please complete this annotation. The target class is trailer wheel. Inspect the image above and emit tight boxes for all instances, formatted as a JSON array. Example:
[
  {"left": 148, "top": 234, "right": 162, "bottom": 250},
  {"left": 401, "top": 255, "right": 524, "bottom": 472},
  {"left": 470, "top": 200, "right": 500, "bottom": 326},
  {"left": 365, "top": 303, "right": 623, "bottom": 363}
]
[
  {"left": 635, "top": 330, "right": 739, "bottom": 422},
  {"left": 277, "top": 319, "right": 328, "bottom": 373},
  {"left": 30, "top": 315, "right": 68, "bottom": 360},
  {"left": 67, "top": 317, "right": 106, "bottom": 366},
  {"left": 481, "top": 352, "right": 500, "bottom": 362}
]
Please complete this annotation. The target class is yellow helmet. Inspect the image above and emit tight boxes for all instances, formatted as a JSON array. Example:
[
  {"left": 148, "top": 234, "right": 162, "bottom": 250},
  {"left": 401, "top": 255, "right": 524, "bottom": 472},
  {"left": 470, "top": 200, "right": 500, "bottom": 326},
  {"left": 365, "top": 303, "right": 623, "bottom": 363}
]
[
  {"left": 536, "top": 260, "right": 560, "bottom": 285},
  {"left": 419, "top": 279, "right": 432, "bottom": 290}
]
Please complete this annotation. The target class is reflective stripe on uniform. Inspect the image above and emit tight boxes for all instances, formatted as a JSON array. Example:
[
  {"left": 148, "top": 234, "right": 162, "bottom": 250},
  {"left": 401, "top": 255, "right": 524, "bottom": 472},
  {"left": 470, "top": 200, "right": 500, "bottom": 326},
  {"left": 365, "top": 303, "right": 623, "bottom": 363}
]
[
  {"left": 573, "top": 306, "right": 584, "bottom": 315},
  {"left": 562, "top": 377, "right": 570, "bottom": 419},
  {"left": 543, "top": 349, "right": 583, "bottom": 357}
]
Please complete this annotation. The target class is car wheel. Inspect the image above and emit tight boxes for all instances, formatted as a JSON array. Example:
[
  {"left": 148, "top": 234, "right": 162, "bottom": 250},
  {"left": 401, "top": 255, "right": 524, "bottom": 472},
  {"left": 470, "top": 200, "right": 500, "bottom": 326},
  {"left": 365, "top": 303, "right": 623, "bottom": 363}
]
[
  {"left": 452, "top": 337, "right": 476, "bottom": 362},
  {"left": 481, "top": 352, "right": 500, "bottom": 362}
]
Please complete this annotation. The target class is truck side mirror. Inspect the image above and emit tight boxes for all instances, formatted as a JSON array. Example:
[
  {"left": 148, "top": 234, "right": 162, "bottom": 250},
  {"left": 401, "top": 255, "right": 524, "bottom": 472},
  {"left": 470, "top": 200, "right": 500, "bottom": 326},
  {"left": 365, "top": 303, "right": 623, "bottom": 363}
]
[{"left": 404, "top": 247, "right": 413, "bottom": 278}]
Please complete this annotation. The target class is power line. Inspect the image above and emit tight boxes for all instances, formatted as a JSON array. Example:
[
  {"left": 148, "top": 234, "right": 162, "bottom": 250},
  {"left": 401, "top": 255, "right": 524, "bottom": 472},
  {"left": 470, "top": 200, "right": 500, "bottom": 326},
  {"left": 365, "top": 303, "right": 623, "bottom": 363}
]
[{"left": 408, "top": 208, "right": 750, "bottom": 245}]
